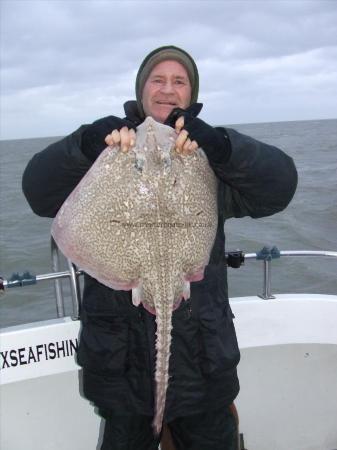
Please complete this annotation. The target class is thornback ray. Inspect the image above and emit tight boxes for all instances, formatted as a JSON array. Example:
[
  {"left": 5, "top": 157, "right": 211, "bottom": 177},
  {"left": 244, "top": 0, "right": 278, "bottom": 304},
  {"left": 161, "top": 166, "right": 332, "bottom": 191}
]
[{"left": 51, "top": 116, "right": 218, "bottom": 434}]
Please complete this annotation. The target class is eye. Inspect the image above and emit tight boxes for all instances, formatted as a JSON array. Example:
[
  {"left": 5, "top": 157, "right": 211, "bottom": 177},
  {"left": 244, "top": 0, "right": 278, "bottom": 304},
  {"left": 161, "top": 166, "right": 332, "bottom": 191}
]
[{"left": 175, "top": 78, "right": 189, "bottom": 86}]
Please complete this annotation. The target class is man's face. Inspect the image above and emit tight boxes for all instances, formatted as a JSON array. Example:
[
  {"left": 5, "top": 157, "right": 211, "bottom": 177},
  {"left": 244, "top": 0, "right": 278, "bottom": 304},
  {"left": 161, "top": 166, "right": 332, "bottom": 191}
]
[{"left": 141, "top": 60, "right": 192, "bottom": 123}]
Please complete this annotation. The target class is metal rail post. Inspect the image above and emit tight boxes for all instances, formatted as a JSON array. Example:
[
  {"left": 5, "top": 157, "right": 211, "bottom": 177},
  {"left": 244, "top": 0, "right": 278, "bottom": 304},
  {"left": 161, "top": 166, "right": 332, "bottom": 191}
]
[
  {"left": 51, "top": 237, "right": 65, "bottom": 317},
  {"left": 259, "top": 259, "right": 275, "bottom": 300}
]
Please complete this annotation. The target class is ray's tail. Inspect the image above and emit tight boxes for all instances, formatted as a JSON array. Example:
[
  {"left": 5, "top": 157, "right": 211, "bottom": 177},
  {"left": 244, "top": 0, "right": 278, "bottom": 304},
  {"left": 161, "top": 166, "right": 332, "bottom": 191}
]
[{"left": 152, "top": 293, "right": 174, "bottom": 435}]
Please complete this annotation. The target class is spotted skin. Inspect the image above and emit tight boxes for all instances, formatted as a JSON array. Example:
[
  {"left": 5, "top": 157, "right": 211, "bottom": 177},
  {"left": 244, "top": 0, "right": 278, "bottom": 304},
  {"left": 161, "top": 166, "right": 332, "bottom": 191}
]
[{"left": 52, "top": 117, "right": 218, "bottom": 434}]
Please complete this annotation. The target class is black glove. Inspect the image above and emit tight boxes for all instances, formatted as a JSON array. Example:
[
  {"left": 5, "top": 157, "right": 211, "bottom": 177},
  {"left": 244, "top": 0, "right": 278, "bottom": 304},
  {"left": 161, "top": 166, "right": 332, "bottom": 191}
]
[
  {"left": 164, "top": 103, "right": 203, "bottom": 128},
  {"left": 184, "top": 119, "right": 231, "bottom": 165},
  {"left": 165, "top": 104, "right": 232, "bottom": 165},
  {"left": 81, "top": 116, "right": 137, "bottom": 162}
]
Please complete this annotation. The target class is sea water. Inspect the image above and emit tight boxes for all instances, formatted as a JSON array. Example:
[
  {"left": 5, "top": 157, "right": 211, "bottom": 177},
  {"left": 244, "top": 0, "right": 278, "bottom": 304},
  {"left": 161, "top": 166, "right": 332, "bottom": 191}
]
[{"left": 0, "top": 119, "right": 336, "bottom": 328}]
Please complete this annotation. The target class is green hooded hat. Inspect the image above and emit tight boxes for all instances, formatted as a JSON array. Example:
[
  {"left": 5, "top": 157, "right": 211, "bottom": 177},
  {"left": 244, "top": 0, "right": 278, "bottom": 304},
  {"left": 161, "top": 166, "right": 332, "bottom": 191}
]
[{"left": 135, "top": 45, "right": 199, "bottom": 118}]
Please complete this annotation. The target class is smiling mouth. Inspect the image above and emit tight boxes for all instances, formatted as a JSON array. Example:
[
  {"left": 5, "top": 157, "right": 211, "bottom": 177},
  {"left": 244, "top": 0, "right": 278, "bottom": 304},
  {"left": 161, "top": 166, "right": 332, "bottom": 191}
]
[{"left": 156, "top": 101, "right": 177, "bottom": 106}]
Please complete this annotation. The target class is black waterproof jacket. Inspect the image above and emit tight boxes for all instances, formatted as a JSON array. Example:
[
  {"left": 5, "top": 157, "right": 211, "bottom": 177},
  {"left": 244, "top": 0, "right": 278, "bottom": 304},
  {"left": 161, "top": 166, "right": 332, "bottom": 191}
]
[{"left": 22, "top": 103, "right": 297, "bottom": 422}]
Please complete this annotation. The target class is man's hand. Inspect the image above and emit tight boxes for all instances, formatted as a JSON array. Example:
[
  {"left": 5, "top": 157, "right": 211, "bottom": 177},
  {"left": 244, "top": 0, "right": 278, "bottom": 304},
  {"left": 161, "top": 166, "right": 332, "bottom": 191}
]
[
  {"left": 165, "top": 104, "right": 231, "bottom": 164},
  {"left": 182, "top": 117, "right": 231, "bottom": 164},
  {"left": 105, "top": 127, "right": 136, "bottom": 153},
  {"left": 174, "top": 116, "right": 199, "bottom": 155},
  {"left": 164, "top": 103, "right": 202, "bottom": 156},
  {"left": 81, "top": 116, "right": 137, "bottom": 162}
]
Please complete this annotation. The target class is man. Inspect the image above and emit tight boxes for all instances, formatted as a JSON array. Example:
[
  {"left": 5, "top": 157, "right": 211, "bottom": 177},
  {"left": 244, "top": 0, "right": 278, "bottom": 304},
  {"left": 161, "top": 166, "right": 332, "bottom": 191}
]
[{"left": 22, "top": 46, "right": 297, "bottom": 450}]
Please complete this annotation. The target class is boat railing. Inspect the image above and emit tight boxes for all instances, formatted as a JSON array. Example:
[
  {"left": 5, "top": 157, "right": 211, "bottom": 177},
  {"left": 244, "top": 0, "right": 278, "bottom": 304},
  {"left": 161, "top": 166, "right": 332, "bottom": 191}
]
[
  {"left": 242, "top": 248, "right": 337, "bottom": 300},
  {"left": 0, "top": 239, "right": 336, "bottom": 321}
]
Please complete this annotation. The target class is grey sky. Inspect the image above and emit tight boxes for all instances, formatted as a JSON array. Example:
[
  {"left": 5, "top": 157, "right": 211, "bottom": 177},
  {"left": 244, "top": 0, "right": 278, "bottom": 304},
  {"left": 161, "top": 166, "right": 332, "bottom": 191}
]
[{"left": 1, "top": 0, "right": 337, "bottom": 139}]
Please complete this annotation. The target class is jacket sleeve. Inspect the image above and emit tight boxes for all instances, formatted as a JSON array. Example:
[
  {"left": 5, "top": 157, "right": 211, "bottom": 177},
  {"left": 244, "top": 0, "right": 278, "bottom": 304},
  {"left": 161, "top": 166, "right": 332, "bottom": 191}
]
[
  {"left": 211, "top": 127, "right": 298, "bottom": 219},
  {"left": 22, "top": 125, "right": 92, "bottom": 218}
]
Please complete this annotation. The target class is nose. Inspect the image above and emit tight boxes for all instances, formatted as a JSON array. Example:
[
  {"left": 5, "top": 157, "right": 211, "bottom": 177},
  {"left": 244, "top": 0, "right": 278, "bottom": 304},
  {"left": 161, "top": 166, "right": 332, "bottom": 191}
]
[{"left": 160, "top": 81, "right": 175, "bottom": 94}]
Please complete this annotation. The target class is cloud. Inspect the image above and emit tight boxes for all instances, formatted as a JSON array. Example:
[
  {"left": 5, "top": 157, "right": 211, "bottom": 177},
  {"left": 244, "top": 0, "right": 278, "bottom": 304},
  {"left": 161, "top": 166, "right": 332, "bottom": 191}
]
[{"left": 1, "top": 0, "right": 337, "bottom": 139}]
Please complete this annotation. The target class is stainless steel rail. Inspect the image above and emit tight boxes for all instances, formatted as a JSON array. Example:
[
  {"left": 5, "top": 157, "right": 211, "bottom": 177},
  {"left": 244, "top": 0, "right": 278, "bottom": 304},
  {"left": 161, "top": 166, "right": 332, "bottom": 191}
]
[
  {"left": 50, "top": 237, "right": 82, "bottom": 320},
  {"left": 244, "top": 250, "right": 337, "bottom": 299},
  {"left": 1, "top": 246, "right": 336, "bottom": 318},
  {"left": 51, "top": 237, "right": 66, "bottom": 318},
  {"left": 1, "top": 239, "right": 83, "bottom": 320},
  {"left": 244, "top": 250, "right": 337, "bottom": 258},
  {"left": 67, "top": 257, "right": 82, "bottom": 320}
]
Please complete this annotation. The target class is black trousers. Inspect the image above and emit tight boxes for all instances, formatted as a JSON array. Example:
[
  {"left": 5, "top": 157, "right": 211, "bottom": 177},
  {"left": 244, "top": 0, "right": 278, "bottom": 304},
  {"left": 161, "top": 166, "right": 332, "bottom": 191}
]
[{"left": 100, "top": 406, "right": 238, "bottom": 450}]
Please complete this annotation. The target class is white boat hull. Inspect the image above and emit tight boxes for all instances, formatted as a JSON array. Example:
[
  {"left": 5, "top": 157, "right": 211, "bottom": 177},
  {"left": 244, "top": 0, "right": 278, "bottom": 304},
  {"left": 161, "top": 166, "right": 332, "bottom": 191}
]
[{"left": 1, "top": 294, "right": 337, "bottom": 450}]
